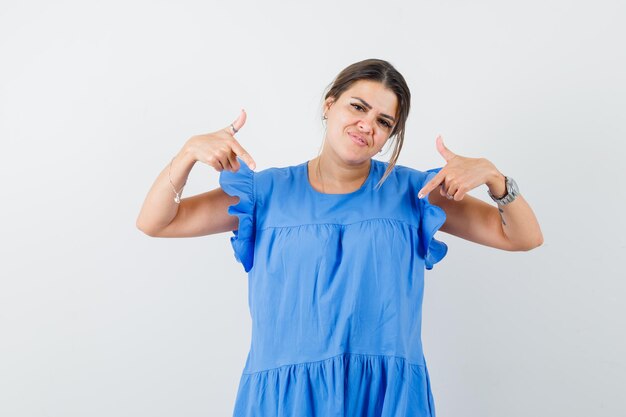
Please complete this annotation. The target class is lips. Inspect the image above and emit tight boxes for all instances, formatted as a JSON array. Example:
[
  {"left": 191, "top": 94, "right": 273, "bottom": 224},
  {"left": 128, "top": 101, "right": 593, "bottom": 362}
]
[{"left": 349, "top": 132, "right": 368, "bottom": 146}]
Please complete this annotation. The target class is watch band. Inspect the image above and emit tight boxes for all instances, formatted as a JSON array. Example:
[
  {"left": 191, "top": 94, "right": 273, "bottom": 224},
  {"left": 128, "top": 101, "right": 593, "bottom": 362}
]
[{"left": 488, "top": 175, "right": 519, "bottom": 205}]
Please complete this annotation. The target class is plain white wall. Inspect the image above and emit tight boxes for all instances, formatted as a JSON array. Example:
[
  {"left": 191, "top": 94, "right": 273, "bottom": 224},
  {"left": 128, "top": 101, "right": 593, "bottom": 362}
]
[{"left": 1, "top": 0, "right": 624, "bottom": 416}]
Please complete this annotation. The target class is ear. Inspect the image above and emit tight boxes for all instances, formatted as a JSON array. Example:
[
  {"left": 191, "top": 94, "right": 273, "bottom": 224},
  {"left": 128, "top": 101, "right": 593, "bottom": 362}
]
[{"left": 324, "top": 97, "right": 335, "bottom": 114}]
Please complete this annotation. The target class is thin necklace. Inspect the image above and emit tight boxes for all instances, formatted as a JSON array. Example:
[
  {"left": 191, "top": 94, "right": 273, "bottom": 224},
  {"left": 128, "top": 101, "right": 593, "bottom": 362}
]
[
  {"left": 316, "top": 156, "right": 326, "bottom": 194},
  {"left": 315, "top": 156, "right": 368, "bottom": 194}
]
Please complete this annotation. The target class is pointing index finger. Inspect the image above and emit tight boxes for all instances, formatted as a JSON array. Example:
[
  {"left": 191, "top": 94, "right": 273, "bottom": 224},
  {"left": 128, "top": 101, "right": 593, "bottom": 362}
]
[
  {"left": 418, "top": 172, "right": 445, "bottom": 199},
  {"left": 229, "top": 139, "right": 257, "bottom": 171}
]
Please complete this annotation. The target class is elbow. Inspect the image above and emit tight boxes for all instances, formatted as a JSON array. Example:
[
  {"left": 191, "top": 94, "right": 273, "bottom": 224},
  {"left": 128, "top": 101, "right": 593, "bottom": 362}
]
[
  {"left": 136, "top": 223, "right": 152, "bottom": 236},
  {"left": 136, "top": 219, "right": 159, "bottom": 237},
  {"left": 531, "top": 231, "right": 545, "bottom": 249},
  {"left": 517, "top": 234, "right": 544, "bottom": 251}
]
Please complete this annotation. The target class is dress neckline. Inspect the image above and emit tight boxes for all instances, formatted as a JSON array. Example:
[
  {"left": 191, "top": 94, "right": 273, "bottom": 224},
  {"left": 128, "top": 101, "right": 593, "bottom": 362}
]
[{"left": 304, "top": 159, "right": 376, "bottom": 197}]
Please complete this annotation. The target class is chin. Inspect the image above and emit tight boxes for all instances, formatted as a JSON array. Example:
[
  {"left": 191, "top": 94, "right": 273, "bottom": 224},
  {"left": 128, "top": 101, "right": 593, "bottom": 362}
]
[
  {"left": 325, "top": 137, "right": 372, "bottom": 164},
  {"left": 341, "top": 152, "right": 372, "bottom": 166}
]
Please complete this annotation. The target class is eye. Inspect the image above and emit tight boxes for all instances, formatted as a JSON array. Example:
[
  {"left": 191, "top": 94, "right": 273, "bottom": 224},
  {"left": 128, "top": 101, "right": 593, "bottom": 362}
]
[
  {"left": 351, "top": 103, "right": 393, "bottom": 129},
  {"left": 351, "top": 103, "right": 365, "bottom": 111},
  {"left": 379, "top": 119, "right": 392, "bottom": 128}
]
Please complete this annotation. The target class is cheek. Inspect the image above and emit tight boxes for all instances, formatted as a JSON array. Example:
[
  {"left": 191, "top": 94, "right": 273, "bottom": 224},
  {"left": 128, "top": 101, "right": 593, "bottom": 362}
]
[
  {"left": 333, "top": 110, "right": 359, "bottom": 125},
  {"left": 374, "top": 132, "right": 390, "bottom": 145},
  {"left": 328, "top": 117, "right": 352, "bottom": 137}
]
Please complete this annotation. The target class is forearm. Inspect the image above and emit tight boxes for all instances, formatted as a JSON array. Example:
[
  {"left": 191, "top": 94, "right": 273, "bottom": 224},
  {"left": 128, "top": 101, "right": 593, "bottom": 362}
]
[
  {"left": 136, "top": 145, "right": 196, "bottom": 235},
  {"left": 487, "top": 172, "right": 544, "bottom": 250}
]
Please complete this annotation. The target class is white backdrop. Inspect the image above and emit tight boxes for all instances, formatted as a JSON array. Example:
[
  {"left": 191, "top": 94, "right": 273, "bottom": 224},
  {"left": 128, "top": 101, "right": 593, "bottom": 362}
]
[{"left": 1, "top": 0, "right": 624, "bottom": 416}]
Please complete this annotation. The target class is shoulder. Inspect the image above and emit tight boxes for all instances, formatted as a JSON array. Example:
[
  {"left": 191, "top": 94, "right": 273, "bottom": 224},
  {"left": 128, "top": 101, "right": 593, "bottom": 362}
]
[
  {"left": 248, "top": 161, "right": 305, "bottom": 202},
  {"left": 376, "top": 160, "right": 438, "bottom": 187},
  {"left": 253, "top": 161, "right": 303, "bottom": 182}
]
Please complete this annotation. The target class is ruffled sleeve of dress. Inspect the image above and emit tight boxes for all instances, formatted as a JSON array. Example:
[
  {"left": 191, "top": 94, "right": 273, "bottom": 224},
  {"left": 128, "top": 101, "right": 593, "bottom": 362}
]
[
  {"left": 418, "top": 167, "right": 449, "bottom": 270},
  {"left": 218, "top": 157, "right": 256, "bottom": 273}
]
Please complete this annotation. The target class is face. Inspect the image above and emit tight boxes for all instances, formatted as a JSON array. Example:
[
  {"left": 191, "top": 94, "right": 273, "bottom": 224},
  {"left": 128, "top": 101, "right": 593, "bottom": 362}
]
[{"left": 323, "top": 79, "right": 398, "bottom": 164}]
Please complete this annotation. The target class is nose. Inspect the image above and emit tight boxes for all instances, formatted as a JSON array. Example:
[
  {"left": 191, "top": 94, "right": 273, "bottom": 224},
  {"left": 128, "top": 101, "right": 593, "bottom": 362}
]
[{"left": 357, "top": 115, "right": 374, "bottom": 133}]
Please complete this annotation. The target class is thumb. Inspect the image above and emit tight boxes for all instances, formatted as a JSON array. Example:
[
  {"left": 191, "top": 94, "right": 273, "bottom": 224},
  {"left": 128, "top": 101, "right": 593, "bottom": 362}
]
[
  {"left": 436, "top": 134, "right": 456, "bottom": 161},
  {"left": 226, "top": 108, "right": 247, "bottom": 135}
]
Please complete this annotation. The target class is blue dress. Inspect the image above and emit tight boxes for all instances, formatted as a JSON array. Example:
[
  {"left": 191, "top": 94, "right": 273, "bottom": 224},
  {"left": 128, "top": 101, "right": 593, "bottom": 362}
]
[{"left": 219, "top": 157, "right": 448, "bottom": 417}]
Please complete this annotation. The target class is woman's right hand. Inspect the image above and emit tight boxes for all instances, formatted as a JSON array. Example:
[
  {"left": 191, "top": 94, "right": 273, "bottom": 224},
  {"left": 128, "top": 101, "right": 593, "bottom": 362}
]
[{"left": 184, "top": 109, "right": 256, "bottom": 172}]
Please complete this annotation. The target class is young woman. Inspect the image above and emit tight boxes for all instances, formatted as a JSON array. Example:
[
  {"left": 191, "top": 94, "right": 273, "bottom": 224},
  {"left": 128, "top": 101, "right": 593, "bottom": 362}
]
[{"left": 137, "top": 58, "right": 543, "bottom": 417}]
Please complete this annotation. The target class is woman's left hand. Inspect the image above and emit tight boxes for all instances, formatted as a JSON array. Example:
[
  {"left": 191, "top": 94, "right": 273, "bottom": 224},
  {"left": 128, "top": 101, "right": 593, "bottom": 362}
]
[{"left": 417, "top": 135, "right": 503, "bottom": 201}]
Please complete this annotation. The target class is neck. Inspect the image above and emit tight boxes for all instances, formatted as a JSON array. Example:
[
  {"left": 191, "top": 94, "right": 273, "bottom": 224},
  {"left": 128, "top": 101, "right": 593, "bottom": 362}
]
[{"left": 310, "top": 152, "right": 371, "bottom": 193}]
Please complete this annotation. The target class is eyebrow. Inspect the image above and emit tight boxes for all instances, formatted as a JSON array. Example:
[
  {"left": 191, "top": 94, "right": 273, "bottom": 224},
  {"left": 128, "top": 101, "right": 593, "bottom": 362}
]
[{"left": 350, "top": 97, "right": 396, "bottom": 123}]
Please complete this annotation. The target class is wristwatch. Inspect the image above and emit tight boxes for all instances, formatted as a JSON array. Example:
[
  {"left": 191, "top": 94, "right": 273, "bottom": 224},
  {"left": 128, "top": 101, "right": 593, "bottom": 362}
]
[{"left": 488, "top": 175, "right": 519, "bottom": 205}]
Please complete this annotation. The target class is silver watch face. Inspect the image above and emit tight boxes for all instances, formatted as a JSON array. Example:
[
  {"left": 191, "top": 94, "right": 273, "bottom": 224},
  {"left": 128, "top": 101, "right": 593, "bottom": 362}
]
[
  {"left": 489, "top": 176, "right": 519, "bottom": 205},
  {"left": 499, "top": 176, "right": 518, "bottom": 204},
  {"left": 506, "top": 177, "right": 519, "bottom": 196}
]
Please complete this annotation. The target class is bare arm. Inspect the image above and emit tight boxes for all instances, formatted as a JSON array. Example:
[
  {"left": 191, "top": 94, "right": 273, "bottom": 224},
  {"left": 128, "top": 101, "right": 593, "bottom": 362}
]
[
  {"left": 136, "top": 109, "right": 256, "bottom": 238},
  {"left": 135, "top": 147, "right": 240, "bottom": 237},
  {"left": 429, "top": 174, "right": 543, "bottom": 251},
  {"left": 417, "top": 136, "right": 543, "bottom": 252}
]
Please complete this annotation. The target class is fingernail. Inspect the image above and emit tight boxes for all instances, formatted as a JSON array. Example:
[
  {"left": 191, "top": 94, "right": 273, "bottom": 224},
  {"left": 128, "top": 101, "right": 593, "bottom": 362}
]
[{"left": 418, "top": 192, "right": 424, "bottom": 199}]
